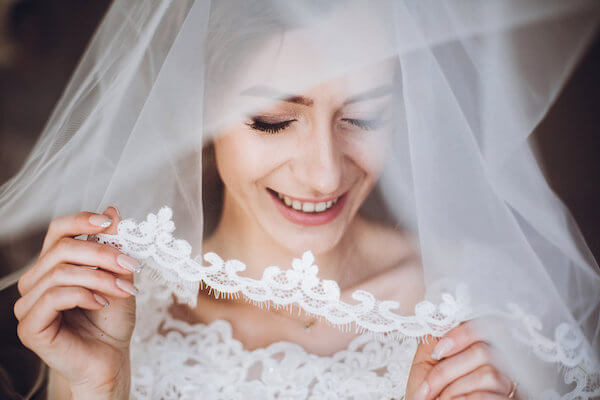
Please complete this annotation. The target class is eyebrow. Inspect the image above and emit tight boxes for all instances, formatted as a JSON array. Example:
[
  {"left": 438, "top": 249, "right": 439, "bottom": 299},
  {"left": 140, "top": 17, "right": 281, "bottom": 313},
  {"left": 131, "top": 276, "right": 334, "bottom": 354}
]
[{"left": 239, "top": 84, "right": 394, "bottom": 106}]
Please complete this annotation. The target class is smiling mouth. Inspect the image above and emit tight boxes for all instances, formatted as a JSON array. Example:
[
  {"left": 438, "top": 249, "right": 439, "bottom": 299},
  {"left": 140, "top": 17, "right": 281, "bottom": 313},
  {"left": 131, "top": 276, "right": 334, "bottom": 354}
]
[
  {"left": 266, "top": 188, "right": 347, "bottom": 226},
  {"left": 267, "top": 188, "right": 340, "bottom": 213}
]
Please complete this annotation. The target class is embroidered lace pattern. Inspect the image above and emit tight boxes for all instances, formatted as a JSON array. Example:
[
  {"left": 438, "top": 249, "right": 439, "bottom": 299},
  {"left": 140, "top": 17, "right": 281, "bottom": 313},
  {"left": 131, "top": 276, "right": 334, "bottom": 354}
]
[
  {"left": 90, "top": 207, "right": 599, "bottom": 400},
  {"left": 129, "top": 299, "right": 418, "bottom": 399}
]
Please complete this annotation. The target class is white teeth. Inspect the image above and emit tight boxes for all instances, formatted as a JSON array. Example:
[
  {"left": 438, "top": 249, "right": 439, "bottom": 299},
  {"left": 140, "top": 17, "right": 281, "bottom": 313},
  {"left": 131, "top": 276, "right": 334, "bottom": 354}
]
[
  {"left": 274, "top": 190, "right": 340, "bottom": 213},
  {"left": 302, "top": 202, "right": 315, "bottom": 212}
]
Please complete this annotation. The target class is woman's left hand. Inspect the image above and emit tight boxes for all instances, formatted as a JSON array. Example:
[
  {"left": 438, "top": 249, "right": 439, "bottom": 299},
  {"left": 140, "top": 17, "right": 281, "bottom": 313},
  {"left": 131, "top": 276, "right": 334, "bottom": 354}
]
[{"left": 405, "top": 321, "right": 516, "bottom": 400}]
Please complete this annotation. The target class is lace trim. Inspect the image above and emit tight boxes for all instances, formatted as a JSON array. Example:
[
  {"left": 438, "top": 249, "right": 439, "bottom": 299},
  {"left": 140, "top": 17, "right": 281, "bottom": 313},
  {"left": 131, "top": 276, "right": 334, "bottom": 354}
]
[
  {"left": 92, "top": 206, "right": 473, "bottom": 337},
  {"left": 507, "top": 304, "right": 600, "bottom": 400}
]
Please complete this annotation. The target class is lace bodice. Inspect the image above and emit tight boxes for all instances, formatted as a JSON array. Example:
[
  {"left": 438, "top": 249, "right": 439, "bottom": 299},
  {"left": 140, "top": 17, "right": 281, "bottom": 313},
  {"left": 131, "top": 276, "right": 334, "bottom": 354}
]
[
  {"left": 90, "top": 207, "right": 600, "bottom": 400},
  {"left": 129, "top": 295, "right": 418, "bottom": 399}
]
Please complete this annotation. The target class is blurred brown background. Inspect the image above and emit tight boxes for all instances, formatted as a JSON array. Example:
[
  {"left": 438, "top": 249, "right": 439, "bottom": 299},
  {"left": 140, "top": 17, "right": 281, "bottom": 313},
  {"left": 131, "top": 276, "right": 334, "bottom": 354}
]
[
  {"left": 0, "top": 1, "right": 111, "bottom": 398},
  {"left": 0, "top": 1, "right": 598, "bottom": 398}
]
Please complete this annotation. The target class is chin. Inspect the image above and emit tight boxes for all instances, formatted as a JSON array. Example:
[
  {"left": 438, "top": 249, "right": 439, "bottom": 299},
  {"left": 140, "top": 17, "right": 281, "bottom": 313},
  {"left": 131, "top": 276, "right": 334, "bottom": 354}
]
[
  {"left": 273, "top": 227, "right": 346, "bottom": 256},
  {"left": 257, "top": 207, "right": 351, "bottom": 256}
]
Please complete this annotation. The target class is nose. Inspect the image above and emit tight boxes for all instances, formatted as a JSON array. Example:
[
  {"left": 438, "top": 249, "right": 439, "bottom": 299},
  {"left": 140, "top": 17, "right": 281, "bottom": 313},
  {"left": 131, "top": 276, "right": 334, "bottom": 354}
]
[{"left": 292, "top": 123, "right": 342, "bottom": 196}]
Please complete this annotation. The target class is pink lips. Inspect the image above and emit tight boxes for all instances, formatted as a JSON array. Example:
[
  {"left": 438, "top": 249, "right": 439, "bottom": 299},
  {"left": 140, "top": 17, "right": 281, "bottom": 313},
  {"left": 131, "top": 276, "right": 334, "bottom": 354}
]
[{"left": 268, "top": 189, "right": 347, "bottom": 226}]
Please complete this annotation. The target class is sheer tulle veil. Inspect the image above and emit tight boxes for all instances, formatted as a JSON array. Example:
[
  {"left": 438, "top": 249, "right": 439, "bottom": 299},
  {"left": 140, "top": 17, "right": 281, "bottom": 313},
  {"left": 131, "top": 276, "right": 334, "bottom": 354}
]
[{"left": 1, "top": 0, "right": 599, "bottom": 398}]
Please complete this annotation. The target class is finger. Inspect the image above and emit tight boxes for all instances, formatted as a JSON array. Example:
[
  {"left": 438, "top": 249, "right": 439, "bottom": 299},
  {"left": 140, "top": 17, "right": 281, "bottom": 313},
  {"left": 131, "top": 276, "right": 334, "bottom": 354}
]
[
  {"left": 431, "top": 320, "right": 485, "bottom": 361},
  {"left": 438, "top": 365, "right": 513, "bottom": 400},
  {"left": 19, "top": 238, "right": 139, "bottom": 296},
  {"left": 41, "top": 208, "right": 117, "bottom": 257},
  {"left": 416, "top": 341, "right": 494, "bottom": 400},
  {"left": 405, "top": 336, "right": 439, "bottom": 397},
  {"left": 14, "top": 264, "right": 136, "bottom": 321},
  {"left": 98, "top": 206, "right": 121, "bottom": 236},
  {"left": 20, "top": 206, "right": 124, "bottom": 296},
  {"left": 17, "top": 286, "right": 106, "bottom": 348},
  {"left": 90, "top": 206, "right": 136, "bottom": 288}
]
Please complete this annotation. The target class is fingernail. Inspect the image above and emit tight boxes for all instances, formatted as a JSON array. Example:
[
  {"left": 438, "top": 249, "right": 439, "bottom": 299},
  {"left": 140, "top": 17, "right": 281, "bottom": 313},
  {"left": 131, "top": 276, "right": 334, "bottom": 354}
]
[
  {"left": 107, "top": 205, "right": 121, "bottom": 218},
  {"left": 117, "top": 254, "right": 141, "bottom": 273},
  {"left": 116, "top": 278, "right": 139, "bottom": 295},
  {"left": 432, "top": 337, "right": 455, "bottom": 360},
  {"left": 80, "top": 265, "right": 99, "bottom": 270},
  {"left": 89, "top": 214, "right": 112, "bottom": 228},
  {"left": 414, "top": 382, "right": 429, "bottom": 400},
  {"left": 93, "top": 293, "right": 110, "bottom": 307}
]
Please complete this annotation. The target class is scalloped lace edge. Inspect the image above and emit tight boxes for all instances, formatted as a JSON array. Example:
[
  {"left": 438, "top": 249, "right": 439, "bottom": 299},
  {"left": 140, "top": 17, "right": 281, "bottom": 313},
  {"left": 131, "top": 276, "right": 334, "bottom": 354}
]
[{"left": 92, "top": 206, "right": 474, "bottom": 337}]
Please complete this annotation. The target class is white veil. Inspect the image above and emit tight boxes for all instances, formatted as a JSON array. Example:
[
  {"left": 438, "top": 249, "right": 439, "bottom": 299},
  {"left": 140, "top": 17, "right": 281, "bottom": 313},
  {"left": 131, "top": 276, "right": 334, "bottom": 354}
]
[{"left": 1, "top": 1, "right": 599, "bottom": 398}]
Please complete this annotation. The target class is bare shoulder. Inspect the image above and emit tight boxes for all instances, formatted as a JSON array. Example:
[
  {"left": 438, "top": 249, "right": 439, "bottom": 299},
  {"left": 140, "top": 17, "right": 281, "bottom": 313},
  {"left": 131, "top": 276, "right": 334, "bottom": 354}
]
[{"left": 351, "top": 216, "right": 425, "bottom": 314}]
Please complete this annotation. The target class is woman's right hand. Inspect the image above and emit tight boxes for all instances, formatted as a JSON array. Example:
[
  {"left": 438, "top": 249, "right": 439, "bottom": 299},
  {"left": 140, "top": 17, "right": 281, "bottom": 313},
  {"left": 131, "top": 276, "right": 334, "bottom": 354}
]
[{"left": 14, "top": 206, "right": 139, "bottom": 400}]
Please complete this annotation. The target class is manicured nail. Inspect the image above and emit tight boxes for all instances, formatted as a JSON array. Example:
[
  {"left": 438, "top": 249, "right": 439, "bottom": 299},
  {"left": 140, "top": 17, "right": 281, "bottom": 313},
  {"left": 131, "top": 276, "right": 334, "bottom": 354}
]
[
  {"left": 107, "top": 205, "right": 121, "bottom": 218},
  {"left": 116, "top": 278, "right": 139, "bottom": 295},
  {"left": 93, "top": 293, "right": 109, "bottom": 307},
  {"left": 89, "top": 214, "right": 112, "bottom": 228},
  {"left": 414, "top": 382, "right": 429, "bottom": 400},
  {"left": 117, "top": 254, "right": 141, "bottom": 273},
  {"left": 432, "top": 337, "right": 455, "bottom": 360}
]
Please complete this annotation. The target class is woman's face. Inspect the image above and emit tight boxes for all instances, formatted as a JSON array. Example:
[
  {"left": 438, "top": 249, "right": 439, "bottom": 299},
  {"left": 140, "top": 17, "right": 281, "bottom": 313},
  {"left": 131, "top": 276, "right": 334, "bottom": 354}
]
[
  {"left": 213, "top": 29, "right": 397, "bottom": 255},
  {"left": 214, "top": 68, "right": 395, "bottom": 255}
]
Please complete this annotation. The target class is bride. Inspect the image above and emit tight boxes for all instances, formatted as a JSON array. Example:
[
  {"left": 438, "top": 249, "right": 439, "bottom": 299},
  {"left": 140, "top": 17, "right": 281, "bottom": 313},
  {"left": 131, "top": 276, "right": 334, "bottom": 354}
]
[{"left": 4, "top": 1, "right": 600, "bottom": 399}]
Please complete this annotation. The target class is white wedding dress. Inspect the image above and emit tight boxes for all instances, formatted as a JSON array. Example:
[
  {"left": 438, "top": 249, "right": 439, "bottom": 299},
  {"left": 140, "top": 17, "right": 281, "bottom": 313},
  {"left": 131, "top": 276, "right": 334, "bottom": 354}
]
[
  {"left": 128, "top": 298, "right": 418, "bottom": 399},
  {"left": 91, "top": 208, "right": 600, "bottom": 400}
]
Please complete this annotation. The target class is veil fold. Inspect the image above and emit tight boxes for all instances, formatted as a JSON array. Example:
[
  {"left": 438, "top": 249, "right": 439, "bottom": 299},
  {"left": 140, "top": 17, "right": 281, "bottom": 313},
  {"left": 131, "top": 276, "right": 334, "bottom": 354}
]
[{"left": 1, "top": 1, "right": 599, "bottom": 398}]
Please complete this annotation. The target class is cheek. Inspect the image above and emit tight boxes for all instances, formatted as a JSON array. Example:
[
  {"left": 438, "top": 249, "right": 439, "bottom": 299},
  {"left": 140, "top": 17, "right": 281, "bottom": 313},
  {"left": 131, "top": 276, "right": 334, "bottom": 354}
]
[
  {"left": 341, "top": 132, "right": 388, "bottom": 181},
  {"left": 214, "top": 131, "right": 279, "bottom": 193}
]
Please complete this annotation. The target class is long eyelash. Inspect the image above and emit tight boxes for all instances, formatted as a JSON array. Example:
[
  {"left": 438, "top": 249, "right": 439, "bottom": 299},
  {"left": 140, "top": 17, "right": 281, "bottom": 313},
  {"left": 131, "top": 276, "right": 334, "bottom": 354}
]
[
  {"left": 246, "top": 119, "right": 295, "bottom": 134},
  {"left": 342, "top": 118, "right": 383, "bottom": 131}
]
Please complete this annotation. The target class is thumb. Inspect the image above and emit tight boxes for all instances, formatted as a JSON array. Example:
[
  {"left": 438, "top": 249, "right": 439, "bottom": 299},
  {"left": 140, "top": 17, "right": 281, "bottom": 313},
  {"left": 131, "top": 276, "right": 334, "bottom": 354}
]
[
  {"left": 100, "top": 206, "right": 137, "bottom": 288},
  {"left": 93, "top": 205, "right": 137, "bottom": 340},
  {"left": 405, "top": 335, "right": 441, "bottom": 399},
  {"left": 101, "top": 206, "right": 122, "bottom": 235},
  {"left": 102, "top": 206, "right": 135, "bottom": 324}
]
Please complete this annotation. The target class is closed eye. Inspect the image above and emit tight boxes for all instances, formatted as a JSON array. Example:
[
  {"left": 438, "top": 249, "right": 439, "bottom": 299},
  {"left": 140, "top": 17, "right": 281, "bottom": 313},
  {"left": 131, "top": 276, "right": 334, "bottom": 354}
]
[
  {"left": 246, "top": 118, "right": 296, "bottom": 134},
  {"left": 341, "top": 118, "right": 383, "bottom": 131}
]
